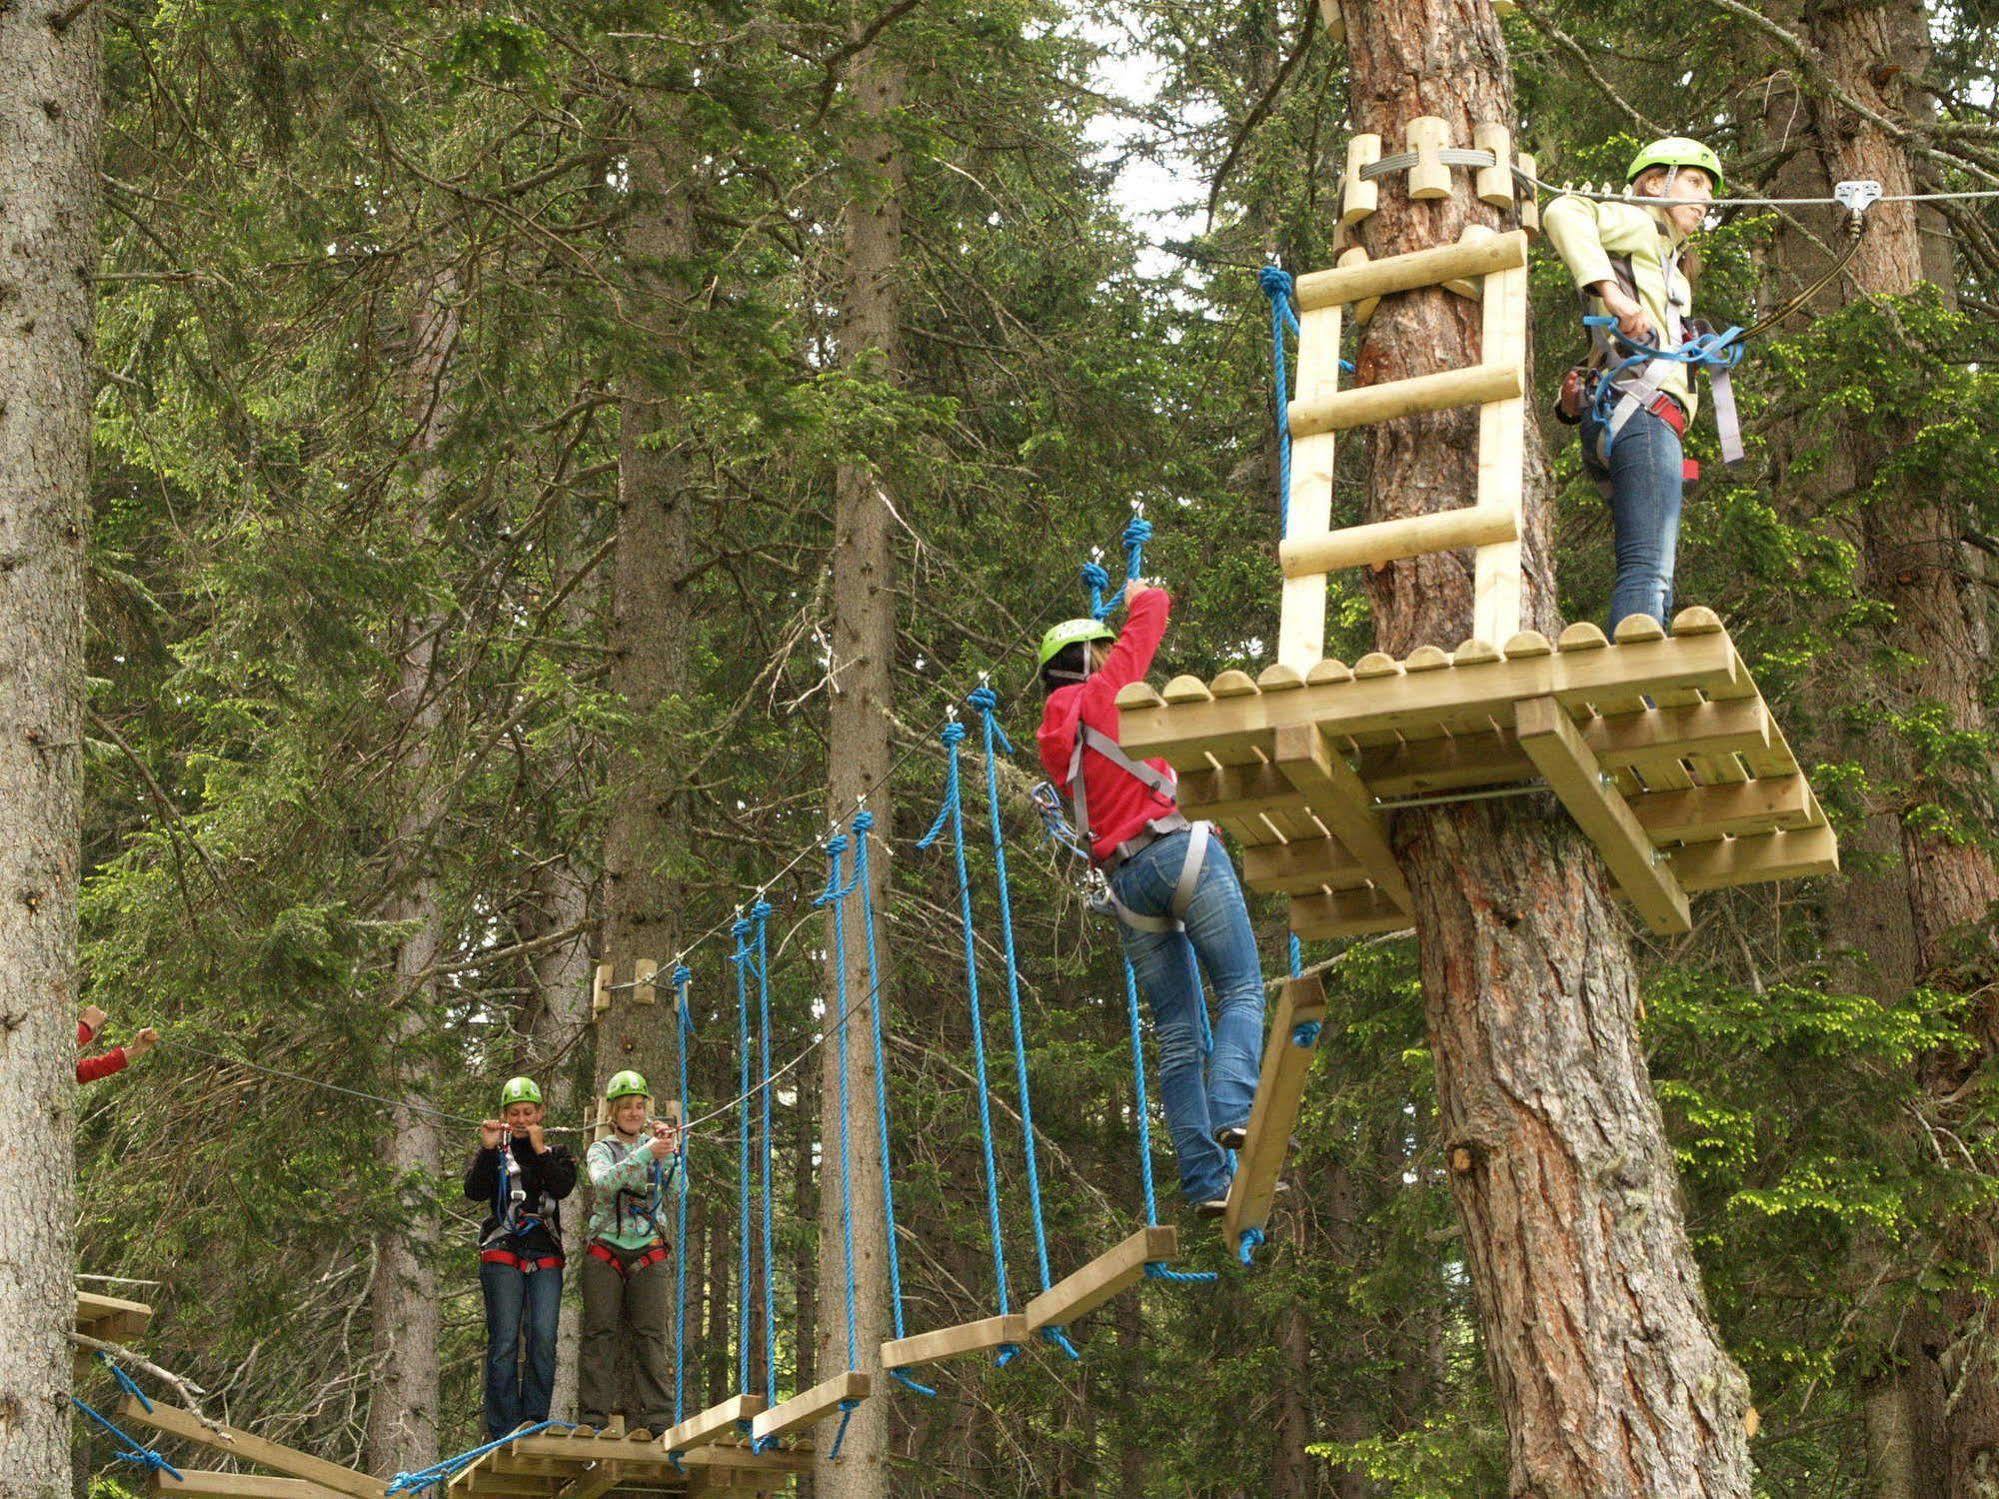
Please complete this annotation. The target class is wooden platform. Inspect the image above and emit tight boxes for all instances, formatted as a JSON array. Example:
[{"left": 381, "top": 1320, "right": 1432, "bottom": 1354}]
[
  {"left": 78, "top": 1287, "right": 154, "bottom": 1345},
  {"left": 446, "top": 1427, "right": 807, "bottom": 1499},
  {"left": 1114, "top": 611, "right": 1837, "bottom": 939}
]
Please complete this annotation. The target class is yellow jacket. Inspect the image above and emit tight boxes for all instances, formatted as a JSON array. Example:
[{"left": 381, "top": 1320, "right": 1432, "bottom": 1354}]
[{"left": 1542, "top": 194, "right": 1699, "bottom": 420}]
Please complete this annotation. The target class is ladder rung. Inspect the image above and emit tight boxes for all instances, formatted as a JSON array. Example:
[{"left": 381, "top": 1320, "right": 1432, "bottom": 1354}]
[
  {"left": 1293, "top": 230, "right": 1527, "bottom": 311},
  {"left": 1288, "top": 362, "right": 1522, "bottom": 440},
  {"left": 1280, "top": 504, "right": 1518, "bottom": 579}
]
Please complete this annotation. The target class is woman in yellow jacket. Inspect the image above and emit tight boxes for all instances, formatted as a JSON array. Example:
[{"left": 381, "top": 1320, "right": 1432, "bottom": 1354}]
[{"left": 1544, "top": 137, "right": 1723, "bottom": 634}]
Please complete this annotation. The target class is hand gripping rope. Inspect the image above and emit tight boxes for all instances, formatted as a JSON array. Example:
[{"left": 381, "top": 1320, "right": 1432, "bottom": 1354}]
[
  {"left": 970, "top": 683, "right": 1081, "bottom": 1361},
  {"left": 852, "top": 808, "right": 936, "bottom": 1398},
  {"left": 916, "top": 712, "right": 1022, "bottom": 1366},
  {"left": 814, "top": 836, "right": 867, "bottom": 1456},
  {"left": 671, "top": 963, "right": 695, "bottom": 1432}
]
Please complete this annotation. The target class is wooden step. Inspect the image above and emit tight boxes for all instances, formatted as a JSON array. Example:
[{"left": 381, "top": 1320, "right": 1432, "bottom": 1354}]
[
  {"left": 748, "top": 1371, "right": 869, "bottom": 1444},
  {"left": 116, "top": 1398, "right": 385, "bottom": 1499},
  {"left": 155, "top": 1475, "right": 348, "bottom": 1499},
  {"left": 1223, "top": 978, "right": 1329, "bottom": 1258},
  {"left": 1288, "top": 362, "right": 1523, "bottom": 440},
  {"left": 662, "top": 1394, "right": 765, "bottom": 1456},
  {"left": 1022, "top": 1226, "right": 1177, "bottom": 1333},
  {"left": 880, "top": 1313, "right": 1027, "bottom": 1370}
]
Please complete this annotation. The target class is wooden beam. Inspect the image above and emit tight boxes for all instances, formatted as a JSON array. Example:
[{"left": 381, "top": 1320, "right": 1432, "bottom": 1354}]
[
  {"left": 1515, "top": 697, "right": 1691, "bottom": 935},
  {"left": 662, "top": 1395, "right": 765, "bottom": 1455},
  {"left": 1271, "top": 724, "right": 1412, "bottom": 910},
  {"left": 155, "top": 1474, "right": 347, "bottom": 1499},
  {"left": 1176, "top": 761, "right": 1301, "bottom": 819},
  {"left": 682, "top": 1442, "right": 816, "bottom": 1476},
  {"left": 880, "top": 1313, "right": 1027, "bottom": 1370},
  {"left": 500, "top": 1437, "right": 669, "bottom": 1471},
  {"left": 1224, "top": 979, "right": 1328, "bottom": 1256},
  {"left": 1667, "top": 824, "right": 1839, "bottom": 890},
  {"left": 1289, "top": 362, "right": 1523, "bottom": 440},
  {"left": 1472, "top": 261, "right": 1529, "bottom": 644},
  {"left": 1118, "top": 629, "right": 1739, "bottom": 770},
  {"left": 1279, "top": 504, "right": 1518, "bottom": 579},
  {"left": 1023, "top": 1226, "right": 1177, "bottom": 1333},
  {"left": 78, "top": 1289, "right": 153, "bottom": 1345},
  {"left": 1241, "top": 837, "right": 1370, "bottom": 895},
  {"left": 1293, "top": 230, "right": 1528, "bottom": 311},
  {"left": 1277, "top": 300, "right": 1344, "bottom": 672},
  {"left": 116, "top": 1399, "right": 385, "bottom": 1499},
  {"left": 1289, "top": 887, "right": 1413, "bottom": 940},
  {"left": 748, "top": 1371, "right": 869, "bottom": 1444},
  {"left": 1629, "top": 775, "right": 1812, "bottom": 843}
]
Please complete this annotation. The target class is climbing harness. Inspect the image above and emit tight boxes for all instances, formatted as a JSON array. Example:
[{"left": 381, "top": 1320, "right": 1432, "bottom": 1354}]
[{"left": 584, "top": 1240, "right": 671, "bottom": 1277}]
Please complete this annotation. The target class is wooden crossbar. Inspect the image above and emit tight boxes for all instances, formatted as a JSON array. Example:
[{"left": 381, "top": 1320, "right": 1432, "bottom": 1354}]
[
  {"left": 1293, "top": 230, "right": 1528, "bottom": 311},
  {"left": 662, "top": 1395, "right": 765, "bottom": 1456},
  {"left": 116, "top": 1399, "right": 385, "bottom": 1499},
  {"left": 748, "top": 1371, "right": 869, "bottom": 1444},
  {"left": 1516, "top": 696, "right": 1691, "bottom": 935},
  {"left": 1272, "top": 725, "right": 1411, "bottom": 910},
  {"left": 1668, "top": 825, "right": 1839, "bottom": 890},
  {"left": 155, "top": 1474, "right": 348, "bottom": 1499},
  {"left": 1288, "top": 362, "right": 1523, "bottom": 440},
  {"left": 880, "top": 1313, "right": 1027, "bottom": 1369},
  {"left": 1630, "top": 775, "right": 1811, "bottom": 841},
  {"left": 1279, "top": 504, "right": 1519, "bottom": 579},
  {"left": 78, "top": 1289, "right": 154, "bottom": 1344},
  {"left": 1224, "top": 978, "right": 1329, "bottom": 1255},
  {"left": 1241, "top": 837, "right": 1371, "bottom": 895},
  {"left": 684, "top": 1440, "right": 815, "bottom": 1476},
  {"left": 1023, "top": 1226, "right": 1178, "bottom": 1333}
]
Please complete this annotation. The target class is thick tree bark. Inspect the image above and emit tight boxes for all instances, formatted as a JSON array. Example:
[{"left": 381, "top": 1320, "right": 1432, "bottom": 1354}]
[
  {"left": 1338, "top": 3, "right": 1754, "bottom": 1493},
  {"left": 810, "top": 38, "right": 904, "bottom": 1499},
  {"left": 0, "top": 4, "right": 99, "bottom": 1493},
  {"left": 365, "top": 270, "right": 461, "bottom": 1480}
]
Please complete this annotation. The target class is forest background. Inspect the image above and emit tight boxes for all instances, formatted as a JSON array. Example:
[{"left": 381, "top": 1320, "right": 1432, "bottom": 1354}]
[{"left": 17, "top": 0, "right": 1999, "bottom": 1493}]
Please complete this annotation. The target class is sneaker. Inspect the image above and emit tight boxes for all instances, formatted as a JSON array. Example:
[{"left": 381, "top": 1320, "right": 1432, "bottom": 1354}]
[
  {"left": 1215, "top": 1124, "right": 1248, "bottom": 1151},
  {"left": 1194, "top": 1197, "right": 1230, "bottom": 1218}
]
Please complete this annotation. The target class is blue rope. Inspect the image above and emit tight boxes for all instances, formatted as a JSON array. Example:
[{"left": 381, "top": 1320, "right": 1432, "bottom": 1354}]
[
  {"left": 815, "top": 839, "right": 864, "bottom": 1376},
  {"left": 968, "top": 684, "right": 1079, "bottom": 1363},
  {"left": 671, "top": 964, "right": 694, "bottom": 1428},
  {"left": 915, "top": 716, "right": 1019, "bottom": 1364},
  {"left": 386, "top": 1421, "right": 573, "bottom": 1493},
  {"left": 1237, "top": 1226, "right": 1267, "bottom": 1268},
  {"left": 1293, "top": 1019, "right": 1323, "bottom": 1048},
  {"left": 1080, "top": 556, "right": 1112, "bottom": 621},
  {"left": 751, "top": 902, "right": 778, "bottom": 1413},
  {"left": 72, "top": 1394, "right": 184, "bottom": 1482},
  {"left": 1260, "top": 266, "right": 1302, "bottom": 539},
  {"left": 98, "top": 1352, "right": 152, "bottom": 1411},
  {"left": 730, "top": 915, "right": 754, "bottom": 1397},
  {"left": 827, "top": 1397, "right": 862, "bottom": 1461},
  {"left": 1582, "top": 315, "right": 1744, "bottom": 459},
  {"left": 852, "top": 811, "right": 937, "bottom": 1399},
  {"left": 1118, "top": 958, "right": 1220, "bottom": 1288},
  {"left": 1121, "top": 513, "right": 1152, "bottom": 588}
]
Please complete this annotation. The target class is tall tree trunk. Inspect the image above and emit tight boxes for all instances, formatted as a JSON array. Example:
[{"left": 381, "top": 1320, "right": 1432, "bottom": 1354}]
[
  {"left": 811, "top": 36, "right": 904, "bottom": 1499},
  {"left": 0, "top": 2, "right": 100, "bottom": 1492},
  {"left": 365, "top": 270, "right": 461, "bottom": 1480},
  {"left": 1337, "top": 3, "right": 1754, "bottom": 1492}
]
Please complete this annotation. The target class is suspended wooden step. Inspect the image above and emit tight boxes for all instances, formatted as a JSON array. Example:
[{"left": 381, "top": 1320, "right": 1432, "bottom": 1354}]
[
  {"left": 661, "top": 1393, "right": 765, "bottom": 1456},
  {"left": 880, "top": 1312, "right": 1028, "bottom": 1371},
  {"left": 749, "top": 1370, "right": 868, "bottom": 1445},
  {"left": 115, "top": 1398, "right": 385, "bottom": 1499},
  {"left": 1023, "top": 1226, "right": 1178, "bottom": 1333},
  {"left": 155, "top": 1475, "right": 348, "bottom": 1499},
  {"left": 446, "top": 1427, "right": 806, "bottom": 1499},
  {"left": 1224, "top": 978, "right": 1328, "bottom": 1259},
  {"left": 1115, "top": 611, "right": 1837, "bottom": 941}
]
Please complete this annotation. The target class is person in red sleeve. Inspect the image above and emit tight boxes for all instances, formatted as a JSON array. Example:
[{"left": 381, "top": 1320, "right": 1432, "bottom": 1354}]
[
  {"left": 75, "top": 1003, "right": 159, "bottom": 1084},
  {"left": 1035, "top": 578, "right": 1268, "bottom": 1214}
]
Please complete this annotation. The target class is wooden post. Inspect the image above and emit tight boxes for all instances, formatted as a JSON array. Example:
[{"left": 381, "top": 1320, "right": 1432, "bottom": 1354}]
[
  {"left": 1275, "top": 300, "right": 1344, "bottom": 673},
  {"left": 1471, "top": 259, "right": 1529, "bottom": 644}
]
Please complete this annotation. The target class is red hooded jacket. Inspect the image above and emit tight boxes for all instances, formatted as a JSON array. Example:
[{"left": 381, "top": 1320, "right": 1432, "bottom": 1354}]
[{"left": 76, "top": 1020, "right": 129, "bottom": 1085}]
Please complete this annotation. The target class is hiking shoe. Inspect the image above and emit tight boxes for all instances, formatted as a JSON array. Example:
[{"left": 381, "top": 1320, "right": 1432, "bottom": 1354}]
[{"left": 1216, "top": 1124, "right": 1248, "bottom": 1151}]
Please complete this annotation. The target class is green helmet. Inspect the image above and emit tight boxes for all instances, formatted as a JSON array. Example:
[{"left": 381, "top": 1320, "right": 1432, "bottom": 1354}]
[
  {"left": 500, "top": 1076, "right": 542, "bottom": 1107},
  {"left": 1037, "top": 618, "right": 1116, "bottom": 671},
  {"left": 605, "top": 1069, "right": 650, "bottom": 1103},
  {"left": 1627, "top": 137, "right": 1723, "bottom": 193}
]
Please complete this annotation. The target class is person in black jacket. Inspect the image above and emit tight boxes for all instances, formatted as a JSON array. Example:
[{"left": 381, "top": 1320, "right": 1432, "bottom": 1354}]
[{"left": 465, "top": 1076, "right": 577, "bottom": 1439}]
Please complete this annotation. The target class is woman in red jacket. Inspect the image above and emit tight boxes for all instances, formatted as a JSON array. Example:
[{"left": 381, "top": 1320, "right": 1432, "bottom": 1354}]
[{"left": 1035, "top": 579, "right": 1267, "bottom": 1213}]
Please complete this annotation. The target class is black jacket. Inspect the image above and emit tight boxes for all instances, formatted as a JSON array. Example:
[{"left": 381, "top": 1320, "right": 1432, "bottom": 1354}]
[{"left": 463, "top": 1135, "right": 577, "bottom": 1259}]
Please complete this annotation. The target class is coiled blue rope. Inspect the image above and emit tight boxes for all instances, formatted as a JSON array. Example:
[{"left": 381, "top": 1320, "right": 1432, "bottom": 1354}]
[
  {"left": 852, "top": 810, "right": 936, "bottom": 1399},
  {"left": 387, "top": 1421, "right": 572, "bottom": 1493},
  {"left": 671, "top": 963, "right": 694, "bottom": 1429},
  {"left": 1080, "top": 556, "right": 1112, "bottom": 620},
  {"left": 752, "top": 902, "right": 779, "bottom": 1421},
  {"left": 969, "top": 683, "right": 1080, "bottom": 1362},
  {"left": 916, "top": 716, "right": 1020, "bottom": 1365},
  {"left": 730, "top": 914, "right": 754, "bottom": 1398}
]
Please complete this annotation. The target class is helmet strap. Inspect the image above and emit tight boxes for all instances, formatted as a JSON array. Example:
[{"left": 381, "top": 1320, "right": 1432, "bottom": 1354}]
[{"left": 1045, "top": 667, "right": 1088, "bottom": 683}]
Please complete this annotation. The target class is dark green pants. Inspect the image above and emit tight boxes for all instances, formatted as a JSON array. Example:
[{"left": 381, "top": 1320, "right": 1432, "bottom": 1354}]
[{"left": 578, "top": 1241, "right": 675, "bottom": 1431}]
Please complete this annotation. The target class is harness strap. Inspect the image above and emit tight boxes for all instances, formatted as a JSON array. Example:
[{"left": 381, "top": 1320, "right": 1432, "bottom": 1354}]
[
  {"left": 586, "top": 1240, "right": 670, "bottom": 1278},
  {"left": 480, "top": 1248, "right": 564, "bottom": 1273},
  {"left": 1066, "top": 721, "right": 1177, "bottom": 849},
  {"left": 1101, "top": 822, "right": 1213, "bottom": 935}
]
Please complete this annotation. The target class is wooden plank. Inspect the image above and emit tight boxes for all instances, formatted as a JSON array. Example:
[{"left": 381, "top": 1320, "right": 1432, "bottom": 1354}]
[
  {"left": 1023, "top": 1226, "right": 1178, "bottom": 1333},
  {"left": 879, "top": 1313, "right": 1027, "bottom": 1370},
  {"left": 662, "top": 1395, "right": 765, "bottom": 1456},
  {"left": 1629, "top": 775, "right": 1812, "bottom": 843},
  {"left": 631, "top": 958, "right": 658, "bottom": 1005},
  {"left": 1515, "top": 697, "right": 1691, "bottom": 935},
  {"left": 748, "top": 1372, "right": 869, "bottom": 1444},
  {"left": 1177, "top": 761, "right": 1301, "bottom": 819},
  {"left": 1294, "top": 229, "right": 1528, "bottom": 311},
  {"left": 1118, "top": 628, "right": 1740, "bottom": 770},
  {"left": 1667, "top": 825, "right": 1840, "bottom": 890},
  {"left": 155, "top": 1474, "right": 348, "bottom": 1499},
  {"left": 1357, "top": 731, "right": 1532, "bottom": 796},
  {"left": 1272, "top": 724, "right": 1412, "bottom": 910},
  {"left": 1289, "top": 362, "right": 1523, "bottom": 440},
  {"left": 1224, "top": 979, "right": 1328, "bottom": 1256},
  {"left": 682, "top": 1442, "right": 816, "bottom": 1476},
  {"left": 1472, "top": 261, "right": 1528, "bottom": 645},
  {"left": 1277, "top": 301, "right": 1344, "bottom": 672},
  {"left": 1289, "top": 886, "right": 1413, "bottom": 940},
  {"left": 117, "top": 1399, "right": 386, "bottom": 1499},
  {"left": 1241, "top": 836, "right": 1371, "bottom": 894},
  {"left": 501, "top": 1437, "right": 670, "bottom": 1471},
  {"left": 1279, "top": 504, "right": 1518, "bottom": 579},
  {"left": 78, "top": 1289, "right": 154, "bottom": 1345}
]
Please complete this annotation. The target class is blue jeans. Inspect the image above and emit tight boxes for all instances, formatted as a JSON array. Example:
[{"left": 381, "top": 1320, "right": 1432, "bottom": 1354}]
[
  {"left": 480, "top": 1258, "right": 563, "bottom": 1439},
  {"left": 1109, "top": 829, "right": 1267, "bottom": 1204},
  {"left": 1582, "top": 402, "right": 1684, "bottom": 636}
]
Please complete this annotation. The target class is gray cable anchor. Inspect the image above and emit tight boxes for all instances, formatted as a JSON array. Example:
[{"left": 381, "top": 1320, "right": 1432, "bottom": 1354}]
[{"left": 1834, "top": 180, "right": 1883, "bottom": 216}]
